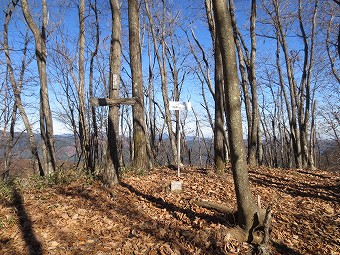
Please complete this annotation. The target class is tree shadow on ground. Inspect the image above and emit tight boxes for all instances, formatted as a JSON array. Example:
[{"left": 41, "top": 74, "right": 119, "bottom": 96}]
[
  {"left": 120, "top": 181, "right": 237, "bottom": 227},
  {"left": 249, "top": 171, "right": 339, "bottom": 202},
  {"left": 12, "top": 188, "right": 43, "bottom": 255},
  {"left": 272, "top": 241, "right": 303, "bottom": 255},
  {"left": 56, "top": 181, "right": 238, "bottom": 254}
]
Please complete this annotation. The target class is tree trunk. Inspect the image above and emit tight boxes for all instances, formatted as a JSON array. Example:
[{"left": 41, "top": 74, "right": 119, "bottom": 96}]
[
  {"left": 326, "top": 12, "right": 340, "bottom": 83},
  {"left": 247, "top": 0, "right": 260, "bottom": 166},
  {"left": 298, "top": 0, "right": 318, "bottom": 169},
  {"left": 21, "top": 0, "right": 56, "bottom": 175},
  {"left": 3, "top": 0, "right": 44, "bottom": 176},
  {"left": 213, "top": 43, "right": 226, "bottom": 173},
  {"left": 144, "top": 0, "right": 178, "bottom": 164},
  {"left": 229, "top": 0, "right": 260, "bottom": 166},
  {"left": 89, "top": 0, "right": 100, "bottom": 173},
  {"left": 309, "top": 99, "right": 316, "bottom": 169},
  {"left": 205, "top": 0, "right": 227, "bottom": 173},
  {"left": 146, "top": 31, "right": 156, "bottom": 164},
  {"left": 129, "top": 0, "right": 149, "bottom": 171},
  {"left": 102, "top": 0, "right": 123, "bottom": 186},
  {"left": 166, "top": 34, "right": 184, "bottom": 168},
  {"left": 271, "top": 0, "right": 302, "bottom": 168},
  {"left": 212, "top": 0, "right": 263, "bottom": 239},
  {"left": 77, "top": 0, "right": 90, "bottom": 169},
  {"left": 3, "top": 104, "right": 17, "bottom": 179}
]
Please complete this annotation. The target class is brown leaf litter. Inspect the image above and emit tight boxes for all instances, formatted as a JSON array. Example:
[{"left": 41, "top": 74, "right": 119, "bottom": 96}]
[{"left": 0, "top": 166, "right": 339, "bottom": 254}]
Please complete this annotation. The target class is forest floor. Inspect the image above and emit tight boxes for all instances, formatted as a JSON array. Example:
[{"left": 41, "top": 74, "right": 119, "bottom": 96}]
[{"left": 0, "top": 164, "right": 339, "bottom": 255}]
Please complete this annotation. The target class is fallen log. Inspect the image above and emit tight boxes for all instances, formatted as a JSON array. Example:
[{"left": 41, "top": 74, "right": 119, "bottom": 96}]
[{"left": 193, "top": 199, "right": 234, "bottom": 214}]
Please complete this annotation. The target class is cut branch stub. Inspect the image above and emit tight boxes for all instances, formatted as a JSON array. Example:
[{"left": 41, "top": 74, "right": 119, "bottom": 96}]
[{"left": 90, "top": 97, "right": 137, "bottom": 106}]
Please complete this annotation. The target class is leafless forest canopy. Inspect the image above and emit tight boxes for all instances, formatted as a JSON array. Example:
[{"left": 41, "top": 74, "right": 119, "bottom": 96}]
[{"left": 0, "top": 0, "right": 339, "bottom": 176}]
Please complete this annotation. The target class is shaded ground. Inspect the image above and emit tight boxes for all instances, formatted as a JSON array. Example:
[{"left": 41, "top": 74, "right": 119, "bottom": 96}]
[{"left": 0, "top": 165, "right": 339, "bottom": 254}]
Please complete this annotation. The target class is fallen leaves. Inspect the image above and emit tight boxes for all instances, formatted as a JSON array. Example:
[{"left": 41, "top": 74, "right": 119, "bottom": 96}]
[{"left": 0, "top": 166, "right": 339, "bottom": 254}]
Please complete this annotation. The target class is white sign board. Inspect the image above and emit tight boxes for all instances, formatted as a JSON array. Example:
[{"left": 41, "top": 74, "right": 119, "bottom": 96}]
[
  {"left": 169, "top": 101, "right": 192, "bottom": 111},
  {"left": 168, "top": 101, "right": 191, "bottom": 178}
]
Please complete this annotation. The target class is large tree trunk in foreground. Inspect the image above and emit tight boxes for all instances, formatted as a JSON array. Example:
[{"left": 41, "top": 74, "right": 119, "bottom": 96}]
[
  {"left": 128, "top": 0, "right": 149, "bottom": 171},
  {"left": 212, "top": 0, "right": 263, "bottom": 240}
]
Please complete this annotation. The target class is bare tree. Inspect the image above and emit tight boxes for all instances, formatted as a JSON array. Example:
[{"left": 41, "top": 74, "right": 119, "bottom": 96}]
[
  {"left": 332, "top": 0, "right": 340, "bottom": 57},
  {"left": 49, "top": 47, "right": 82, "bottom": 162},
  {"left": 212, "top": 0, "right": 264, "bottom": 240},
  {"left": 260, "top": 0, "right": 320, "bottom": 169},
  {"left": 129, "top": 0, "right": 150, "bottom": 171},
  {"left": 229, "top": 0, "right": 261, "bottom": 166},
  {"left": 326, "top": 3, "right": 340, "bottom": 83},
  {"left": 205, "top": 0, "right": 228, "bottom": 173},
  {"left": 21, "top": 0, "right": 56, "bottom": 175},
  {"left": 144, "top": 0, "right": 178, "bottom": 165},
  {"left": 88, "top": 0, "right": 100, "bottom": 172},
  {"left": 76, "top": 0, "right": 90, "bottom": 169},
  {"left": 0, "top": 61, "right": 16, "bottom": 179},
  {"left": 2, "top": 0, "right": 44, "bottom": 176},
  {"left": 145, "top": 28, "right": 157, "bottom": 163},
  {"left": 103, "top": 0, "right": 123, "bottom": 185}
]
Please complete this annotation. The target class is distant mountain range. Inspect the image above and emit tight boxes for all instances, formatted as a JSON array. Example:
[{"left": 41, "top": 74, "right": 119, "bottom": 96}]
[
  {"left": 0, "top": 132, "right": 77, "bottom": 161},
  {"left": 0, "top": 131, "right": 338, "bottom": 169},
  {"left": 0, "top": 132, "right": 215, "bottom": 166}
]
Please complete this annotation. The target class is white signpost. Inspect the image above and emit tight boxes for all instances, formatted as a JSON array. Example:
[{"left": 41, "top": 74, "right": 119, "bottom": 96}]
[{"left": 169, "top": 101, "right": 192, "bottom": 178}]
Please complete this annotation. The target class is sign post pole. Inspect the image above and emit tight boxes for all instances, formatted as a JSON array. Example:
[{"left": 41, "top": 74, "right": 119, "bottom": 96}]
[
  {"left": 169, "top": 101, "right": 191, "bottom": 178},
  {"left": 177, "top": 116, "right": 181, "bottom": 177}
]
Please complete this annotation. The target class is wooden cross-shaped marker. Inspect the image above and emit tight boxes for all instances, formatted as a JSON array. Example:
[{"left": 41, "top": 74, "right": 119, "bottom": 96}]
[
  {"left": 90, "top": 96, "right": 137, "bottom": 176},
  {"left": 90, "top": 97, "right": 137, "bottom": 107}
]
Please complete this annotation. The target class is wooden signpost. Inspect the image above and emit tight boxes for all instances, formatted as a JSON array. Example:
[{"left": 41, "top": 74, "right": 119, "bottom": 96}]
[
  {"left": 169, "top": 101, "right": 192, "bottom": 178},
  {"left": 91, "top": 97, "right": 191, "bottom": 190}
]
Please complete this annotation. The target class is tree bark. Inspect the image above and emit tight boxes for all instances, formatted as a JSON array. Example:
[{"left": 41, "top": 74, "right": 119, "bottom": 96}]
[
  {"left": 212, "top": 0, "right": 262, "bottom": 239},
  {"left": 247, "top": 0, "right": 260, "bottom": 166},
  {"left": 129, "top": 0, "right": 150, "bottom": 171},
  {"left": 205, "top": 0, "right": 227, "bottom": 174},
  {"left": 213, "top": 42, "right": 226, "bottom": 173},
  {"left": 90, "top": 97, "right": 137, "bottom": 107},
  {"left": 77, "top": 0, "right": 90, "bottom": 169},
  {"left": 89, "top": 0, "right": 100, "bottom": 173},
  {"left": 102, "top": 0, "right": 123, "bottom": 186}
]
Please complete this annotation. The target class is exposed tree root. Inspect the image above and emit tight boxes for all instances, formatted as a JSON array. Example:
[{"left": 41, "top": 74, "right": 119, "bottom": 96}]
[
  {"left": 253, "top": 206, "right": 272, "bottom": 254},
  {"left": 194, "top": 199, "right": 273, "bottom": 254}
]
